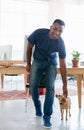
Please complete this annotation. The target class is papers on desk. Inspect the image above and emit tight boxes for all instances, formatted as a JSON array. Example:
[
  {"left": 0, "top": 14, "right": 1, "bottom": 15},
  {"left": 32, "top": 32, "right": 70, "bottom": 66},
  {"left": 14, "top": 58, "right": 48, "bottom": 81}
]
[{"left": 12, "top": 64, "right": 26, "bottom": 68}]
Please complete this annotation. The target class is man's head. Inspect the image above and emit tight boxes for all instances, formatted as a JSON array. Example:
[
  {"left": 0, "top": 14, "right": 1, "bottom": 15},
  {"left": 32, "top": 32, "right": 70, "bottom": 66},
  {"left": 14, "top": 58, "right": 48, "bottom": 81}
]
[{"left": 49, "top": 19, "right": 65, "bottom": 39}]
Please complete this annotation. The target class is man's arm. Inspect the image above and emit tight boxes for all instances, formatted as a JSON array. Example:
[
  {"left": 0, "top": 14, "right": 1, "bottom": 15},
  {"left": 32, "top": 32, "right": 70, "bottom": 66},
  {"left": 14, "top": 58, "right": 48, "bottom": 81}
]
[
  {"left": 59, "top": 58, "right": 68, "bottom": 97},
  {"left": 26, "top": 42, "right": 34, "bottom": 72}
]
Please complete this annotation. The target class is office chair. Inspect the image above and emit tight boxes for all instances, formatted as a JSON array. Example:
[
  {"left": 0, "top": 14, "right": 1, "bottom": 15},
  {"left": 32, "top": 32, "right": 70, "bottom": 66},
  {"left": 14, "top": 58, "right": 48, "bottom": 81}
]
[
  {"left": 66, "top": 62, "right": 76, "bottom": 82},
  {"left": 67, "top": 74, "right": 76, "bottom": 81},
  {"left": 1, "top": 73, "right": 21, "bottom": 89}
]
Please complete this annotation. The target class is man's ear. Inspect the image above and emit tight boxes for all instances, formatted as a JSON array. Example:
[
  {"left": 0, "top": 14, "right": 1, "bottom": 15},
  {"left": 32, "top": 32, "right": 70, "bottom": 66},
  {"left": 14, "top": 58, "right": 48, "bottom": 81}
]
[{"left": 50, "top": 25, "right": 53, "bottom": 29}]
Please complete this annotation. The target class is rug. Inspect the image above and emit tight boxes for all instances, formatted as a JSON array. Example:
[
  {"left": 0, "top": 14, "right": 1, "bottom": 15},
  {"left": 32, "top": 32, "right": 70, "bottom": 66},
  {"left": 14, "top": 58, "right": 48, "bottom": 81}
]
[
  {"left": 0, "top": 90, "right": 27, "bottom": 101},
  {"left": 0, "top": 89, "right": 84, "bottom": 101}
]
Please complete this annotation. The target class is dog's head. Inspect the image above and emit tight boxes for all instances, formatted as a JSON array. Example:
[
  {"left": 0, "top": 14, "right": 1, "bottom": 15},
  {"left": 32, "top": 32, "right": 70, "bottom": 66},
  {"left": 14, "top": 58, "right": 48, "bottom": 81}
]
[{"left": 56, "top": 95, "right": 66, "bottom": 104}]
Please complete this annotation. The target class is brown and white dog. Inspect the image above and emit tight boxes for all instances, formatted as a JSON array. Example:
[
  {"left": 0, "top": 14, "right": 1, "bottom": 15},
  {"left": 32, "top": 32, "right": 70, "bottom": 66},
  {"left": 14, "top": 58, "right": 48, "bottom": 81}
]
[{"left": 56, "top": 95, "right": 71, "bottom": 120}]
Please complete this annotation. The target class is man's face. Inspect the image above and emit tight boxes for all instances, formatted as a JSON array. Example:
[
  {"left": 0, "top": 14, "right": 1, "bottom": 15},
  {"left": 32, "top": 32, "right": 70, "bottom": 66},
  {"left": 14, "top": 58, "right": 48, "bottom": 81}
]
[{"left": 49, "top": 22, "right": 64, "bottom": 39}]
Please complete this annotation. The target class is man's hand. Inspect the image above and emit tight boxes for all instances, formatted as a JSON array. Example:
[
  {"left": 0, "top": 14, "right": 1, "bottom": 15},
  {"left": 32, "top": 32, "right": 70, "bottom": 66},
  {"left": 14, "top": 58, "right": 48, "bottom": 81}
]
[
  {"left": 26, "top": 64, "right": 31, "bottom": 72},
  {"left": 63, "top": 86, "right": 68, "bottom": 98}
]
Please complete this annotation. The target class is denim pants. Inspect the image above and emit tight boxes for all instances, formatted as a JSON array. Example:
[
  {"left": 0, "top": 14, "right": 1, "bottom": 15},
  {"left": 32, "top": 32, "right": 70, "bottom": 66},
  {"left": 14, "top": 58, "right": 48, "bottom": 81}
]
[{"left": 29, "top": 60, "right": 57, "bottom": 117}]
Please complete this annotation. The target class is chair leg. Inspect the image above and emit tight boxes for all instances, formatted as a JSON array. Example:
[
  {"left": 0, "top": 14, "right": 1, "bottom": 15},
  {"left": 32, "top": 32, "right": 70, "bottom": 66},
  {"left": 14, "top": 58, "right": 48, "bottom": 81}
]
[
  {"left": 25, "top": 98, "right": 28, "bottom": 113},
  {"left": 24, "top": 74, "right": 28, "bottom": 91},
  {"left": 25, "top": 86, "right": 30, "bottom": 112}
]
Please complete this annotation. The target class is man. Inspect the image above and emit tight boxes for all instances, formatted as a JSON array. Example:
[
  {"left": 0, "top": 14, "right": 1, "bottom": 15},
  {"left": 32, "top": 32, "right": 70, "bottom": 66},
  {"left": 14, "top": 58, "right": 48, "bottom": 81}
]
[{"left": 26, "top": 19, "right": 68, "bottom": 128}]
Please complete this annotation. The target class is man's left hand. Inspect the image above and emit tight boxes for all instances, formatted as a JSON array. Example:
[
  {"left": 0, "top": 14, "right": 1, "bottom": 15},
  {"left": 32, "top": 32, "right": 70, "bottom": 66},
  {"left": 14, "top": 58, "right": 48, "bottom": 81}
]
[{"left": 63, "top": 86, "right": 68, "bottom": 98}]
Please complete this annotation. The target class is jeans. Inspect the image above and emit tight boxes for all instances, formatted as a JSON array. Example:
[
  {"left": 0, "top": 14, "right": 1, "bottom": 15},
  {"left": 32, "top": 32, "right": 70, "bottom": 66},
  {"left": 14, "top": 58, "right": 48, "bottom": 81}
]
[{"left": 29, "top": 60, "right": 57, "bottom": 117}]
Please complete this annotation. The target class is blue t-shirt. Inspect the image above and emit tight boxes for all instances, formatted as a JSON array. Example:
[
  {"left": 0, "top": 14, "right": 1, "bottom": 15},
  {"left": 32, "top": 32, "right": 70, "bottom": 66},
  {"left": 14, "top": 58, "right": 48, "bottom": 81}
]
[{"left": 28, "top": 28, "right": 66, "bottom": 67}]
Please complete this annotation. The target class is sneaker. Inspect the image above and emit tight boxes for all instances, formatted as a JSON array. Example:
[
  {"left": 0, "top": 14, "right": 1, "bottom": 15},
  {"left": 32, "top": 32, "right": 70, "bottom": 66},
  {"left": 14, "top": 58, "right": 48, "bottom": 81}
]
[
  {"left": 43, "top": 116, "right": 52, "bottom": 128},
  {"left": 36, "top": 113, "right": 42, "bottom": 117}
]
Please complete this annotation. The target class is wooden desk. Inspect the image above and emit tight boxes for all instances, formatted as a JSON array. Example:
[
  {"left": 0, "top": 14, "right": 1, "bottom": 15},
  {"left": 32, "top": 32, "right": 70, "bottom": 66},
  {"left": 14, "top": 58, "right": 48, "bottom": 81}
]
[
  {"left": 0, "top": 62, "right": 84, "bottom": 108},
  {"left": 58, "top": 67, "right": 84, "bottom": 108}
]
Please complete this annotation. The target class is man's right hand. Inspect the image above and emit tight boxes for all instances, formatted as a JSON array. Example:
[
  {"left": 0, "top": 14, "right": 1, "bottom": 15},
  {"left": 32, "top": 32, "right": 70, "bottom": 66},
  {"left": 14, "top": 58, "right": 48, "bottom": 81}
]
[{"left": 26, "top": 64, "right": 31, "bottom": 72}]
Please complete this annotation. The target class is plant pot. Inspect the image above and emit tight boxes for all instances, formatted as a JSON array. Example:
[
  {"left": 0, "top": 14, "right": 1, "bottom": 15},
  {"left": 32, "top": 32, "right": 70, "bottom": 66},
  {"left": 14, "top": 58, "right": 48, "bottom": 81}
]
[{"left": 72, "top": 60, "right": 79, "bottom": 67}]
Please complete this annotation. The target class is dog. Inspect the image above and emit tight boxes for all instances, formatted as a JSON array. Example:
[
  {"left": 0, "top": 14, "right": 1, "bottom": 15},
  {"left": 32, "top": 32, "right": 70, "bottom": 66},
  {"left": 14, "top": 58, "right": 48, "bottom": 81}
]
[{"left": 56, "top": 95, "right": 71, "bottom": 120}]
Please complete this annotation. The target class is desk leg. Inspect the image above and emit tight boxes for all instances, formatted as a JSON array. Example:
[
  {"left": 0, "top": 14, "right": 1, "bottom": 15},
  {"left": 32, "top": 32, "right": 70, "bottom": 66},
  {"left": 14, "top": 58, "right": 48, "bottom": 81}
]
[
  {"left": 83, "top": 74, "right": 84, "bottom": 87},
  {"left": 76, "top": 74, "right": 82, "bottom": 108},
  {"left": 1, "top": 74, "right": 4, "bottom": 88}
]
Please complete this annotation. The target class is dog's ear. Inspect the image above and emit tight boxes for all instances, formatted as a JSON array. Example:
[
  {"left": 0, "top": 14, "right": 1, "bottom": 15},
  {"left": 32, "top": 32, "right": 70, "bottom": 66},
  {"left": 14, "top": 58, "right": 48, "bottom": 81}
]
[{"left": 56, "top": 95, "right": 57, "bottom": 97}]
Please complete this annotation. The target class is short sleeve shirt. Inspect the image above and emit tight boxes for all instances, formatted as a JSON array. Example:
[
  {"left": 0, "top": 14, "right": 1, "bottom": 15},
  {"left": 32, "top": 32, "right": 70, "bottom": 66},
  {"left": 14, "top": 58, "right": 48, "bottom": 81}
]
[{"left": 28, "top": 28, "right": 66, "bottom": 67}]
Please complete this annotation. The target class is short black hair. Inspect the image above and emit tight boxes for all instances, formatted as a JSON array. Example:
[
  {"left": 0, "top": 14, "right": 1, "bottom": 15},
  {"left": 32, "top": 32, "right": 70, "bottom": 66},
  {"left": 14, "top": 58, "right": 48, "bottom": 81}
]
[{"left": 53, "top": 19, "right": 65, "bottom": 27}]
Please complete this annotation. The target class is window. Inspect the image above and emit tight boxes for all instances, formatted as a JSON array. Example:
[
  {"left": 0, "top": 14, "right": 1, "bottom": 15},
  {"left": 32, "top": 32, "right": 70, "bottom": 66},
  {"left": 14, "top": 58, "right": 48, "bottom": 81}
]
[{"left": 0, "top": 0, "right": 49, "bottom": 60}]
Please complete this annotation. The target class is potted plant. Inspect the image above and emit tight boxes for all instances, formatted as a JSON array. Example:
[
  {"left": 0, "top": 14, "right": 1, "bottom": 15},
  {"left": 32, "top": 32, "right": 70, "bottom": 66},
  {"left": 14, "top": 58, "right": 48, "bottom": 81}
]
[{"left": 71, "top": 51, "right": 81, "bottom": 67}]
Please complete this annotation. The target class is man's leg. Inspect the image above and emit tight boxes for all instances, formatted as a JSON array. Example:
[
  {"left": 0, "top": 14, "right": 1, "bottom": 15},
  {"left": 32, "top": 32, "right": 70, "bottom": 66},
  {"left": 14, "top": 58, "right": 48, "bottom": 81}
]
[
  {"left": 43, "top": 64, "right": 57, "bottom": 128},
  {"left": 29, "top": 60, "right": 43, "bottom": 117}
]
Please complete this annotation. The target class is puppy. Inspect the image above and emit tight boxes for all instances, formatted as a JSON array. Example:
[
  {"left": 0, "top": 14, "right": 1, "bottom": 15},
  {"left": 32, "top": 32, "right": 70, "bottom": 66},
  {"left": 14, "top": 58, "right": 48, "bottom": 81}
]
[{"left": 56, "top": 95, "right": 71, "bottom": 120}]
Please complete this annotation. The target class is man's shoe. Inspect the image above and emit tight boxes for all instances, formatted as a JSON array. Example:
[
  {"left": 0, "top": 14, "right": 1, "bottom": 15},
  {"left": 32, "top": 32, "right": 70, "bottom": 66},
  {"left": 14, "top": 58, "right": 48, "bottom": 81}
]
[
  {"left": 36, "top": 113, "right": 42, "bottom": 117},
  {"left": 43, "top": 116, "right": 52, "bottom": 128}
]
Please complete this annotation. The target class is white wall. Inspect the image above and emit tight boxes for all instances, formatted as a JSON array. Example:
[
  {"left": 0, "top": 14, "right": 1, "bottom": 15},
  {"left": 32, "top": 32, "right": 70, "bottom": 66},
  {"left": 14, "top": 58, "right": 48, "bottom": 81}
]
[
  {"left": 0, "top": 0, "right": 84, "bottom": 62},
  {"left": 48, "top": 1, "right": 84, "bottom": 62}
]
